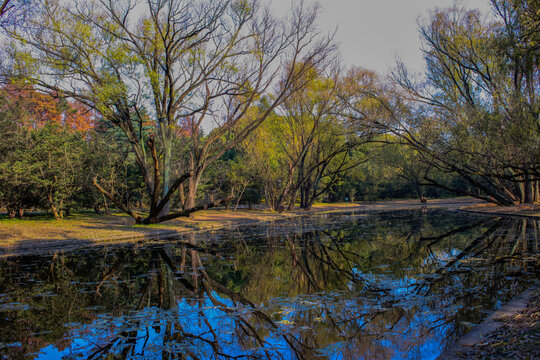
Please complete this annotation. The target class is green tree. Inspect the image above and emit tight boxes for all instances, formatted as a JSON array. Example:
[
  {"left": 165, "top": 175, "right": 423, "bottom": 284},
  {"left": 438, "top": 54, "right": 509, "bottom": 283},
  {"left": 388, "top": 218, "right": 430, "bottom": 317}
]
[
  {"left": 388, "top": 1, "right": 540, "bottom": 205},
  {"left": 243, "top": 65, "right": 371, "bottom": 211},
  {"left": 5, "top": 0, "right": 335, "bottom": 223},
  {"left": 29, "top": 124, "right": 85, "bottom": 219},
  {"left": 0, "top": 85, "right": 87, "bottom": 218},
  {"left": 0, "top": 121, "right": 37, "bottom": 218}
]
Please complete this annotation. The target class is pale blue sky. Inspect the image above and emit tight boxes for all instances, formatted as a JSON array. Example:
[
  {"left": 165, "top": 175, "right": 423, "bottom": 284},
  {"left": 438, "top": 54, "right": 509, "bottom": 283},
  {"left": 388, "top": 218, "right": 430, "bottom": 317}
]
[{"left": 269, "top": 0, "right": 492, "bottom": 74}]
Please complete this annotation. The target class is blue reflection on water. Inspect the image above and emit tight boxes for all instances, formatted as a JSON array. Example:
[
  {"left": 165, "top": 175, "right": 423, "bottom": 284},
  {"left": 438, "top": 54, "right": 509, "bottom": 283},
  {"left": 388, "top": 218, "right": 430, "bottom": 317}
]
[
  {"left": 33, "top": 279, "right": 455, "bottom": 360},
  {"left": 35, "top": 291, "right": 296, "bottom": 359},
  {"left": 1, "top": 211, "right": 535, "bottom": 360}
]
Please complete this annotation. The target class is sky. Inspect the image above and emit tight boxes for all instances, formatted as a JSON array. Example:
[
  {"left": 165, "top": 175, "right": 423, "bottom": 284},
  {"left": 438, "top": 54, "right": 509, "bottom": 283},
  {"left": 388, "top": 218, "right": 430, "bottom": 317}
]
[{"left": 269, "top": 0, "right": 492, "bottom": 75}]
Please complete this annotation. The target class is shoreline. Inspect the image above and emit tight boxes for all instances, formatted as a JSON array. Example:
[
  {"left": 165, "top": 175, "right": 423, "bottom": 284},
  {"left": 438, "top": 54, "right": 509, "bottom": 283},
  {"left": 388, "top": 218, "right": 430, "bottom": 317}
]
[
  {"left": 438, "top": 282, "right": 540, "bottom": 360},
  {"left": 1, "top": 197, "right": 538, "bottom": 357},
  {"left": 438, "top": 203, "right": 540, "bottom": 359},
  {"left": 1, "top": 197, "right": 538, "bottom": 258},
  {"left": 459, "top": 202, "right": 540, "bottom": 219},
  {"left": 0, "top": 198, "right": 483, "bottom": 258}
]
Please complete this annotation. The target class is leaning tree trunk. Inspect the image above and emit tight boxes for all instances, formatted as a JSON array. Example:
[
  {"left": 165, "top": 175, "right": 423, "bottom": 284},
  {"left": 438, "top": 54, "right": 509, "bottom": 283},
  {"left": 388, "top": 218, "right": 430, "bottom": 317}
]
[
  {"left": 234, "top": 183, "right": 248, "bottom": 211},
  {"left": 47, "top": 190, "right": 63, "bottom": 220}
]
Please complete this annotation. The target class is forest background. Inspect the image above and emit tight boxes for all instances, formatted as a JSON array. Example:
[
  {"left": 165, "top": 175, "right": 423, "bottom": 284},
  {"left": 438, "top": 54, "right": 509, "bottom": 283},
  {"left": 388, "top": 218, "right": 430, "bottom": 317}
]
[{"left": 0, "top": 0, "right": 538, "bottom": 223}]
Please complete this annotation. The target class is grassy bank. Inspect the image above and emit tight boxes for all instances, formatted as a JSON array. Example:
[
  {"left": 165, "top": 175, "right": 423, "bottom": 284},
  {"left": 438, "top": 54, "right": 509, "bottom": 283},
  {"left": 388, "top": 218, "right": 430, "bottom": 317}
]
[
  {"left": 0, "top": 208, "right": 297, "bottom": 248},
  {"left": 0, "top": 198, "right": 483, "bottom": 256}
]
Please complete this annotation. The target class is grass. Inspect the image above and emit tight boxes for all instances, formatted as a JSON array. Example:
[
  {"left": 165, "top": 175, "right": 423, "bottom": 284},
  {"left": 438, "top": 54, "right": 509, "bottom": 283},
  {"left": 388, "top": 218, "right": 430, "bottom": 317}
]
[
  {"left": 0, "top": 197, "right": 488, "bottom": 254},
  {"left": 0, "top": 212, "right": 155, "bottom": 246},
  {"left": 0, "top": 207, "right": 306, "bottom": 250}
]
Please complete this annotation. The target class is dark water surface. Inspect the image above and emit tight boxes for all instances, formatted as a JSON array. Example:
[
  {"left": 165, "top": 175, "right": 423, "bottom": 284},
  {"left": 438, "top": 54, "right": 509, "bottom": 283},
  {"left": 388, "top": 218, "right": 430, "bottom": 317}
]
[{"left": 0, "top": 210, "right": 538, "bottom": 360}]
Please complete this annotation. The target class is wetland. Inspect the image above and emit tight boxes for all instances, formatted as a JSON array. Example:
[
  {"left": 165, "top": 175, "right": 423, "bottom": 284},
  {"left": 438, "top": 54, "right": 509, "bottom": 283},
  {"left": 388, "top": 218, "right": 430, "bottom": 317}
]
[{"left": 0, "top": 209, "right": 538, "bottom": 360}]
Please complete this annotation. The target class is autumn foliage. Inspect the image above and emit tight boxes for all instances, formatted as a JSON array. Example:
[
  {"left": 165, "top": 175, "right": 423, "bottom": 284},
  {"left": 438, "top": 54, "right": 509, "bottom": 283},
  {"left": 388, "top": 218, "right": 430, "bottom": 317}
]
[{"left": 0, "top": 84, "right": 94, "bottom": 132}]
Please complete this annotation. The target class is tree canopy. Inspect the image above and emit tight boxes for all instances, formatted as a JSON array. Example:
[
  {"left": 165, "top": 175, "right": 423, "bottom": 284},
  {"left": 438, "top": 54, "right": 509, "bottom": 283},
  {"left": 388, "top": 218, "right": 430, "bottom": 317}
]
[{"left": 0, "top": 0, "right": 538, "bottom": 222}]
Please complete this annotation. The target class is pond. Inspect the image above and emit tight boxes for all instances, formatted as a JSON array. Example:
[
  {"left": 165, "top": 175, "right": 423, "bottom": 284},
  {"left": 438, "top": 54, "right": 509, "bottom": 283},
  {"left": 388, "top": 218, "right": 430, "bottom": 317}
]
[{"left": 0, "top": 210, "right": 538, "bottom": 360}]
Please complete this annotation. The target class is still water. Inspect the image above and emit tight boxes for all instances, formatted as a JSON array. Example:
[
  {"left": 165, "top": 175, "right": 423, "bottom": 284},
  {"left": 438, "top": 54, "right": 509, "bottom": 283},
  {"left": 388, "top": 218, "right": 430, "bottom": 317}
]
[{"left": 0, "top": 210, "right": 538, "bottom": 360}]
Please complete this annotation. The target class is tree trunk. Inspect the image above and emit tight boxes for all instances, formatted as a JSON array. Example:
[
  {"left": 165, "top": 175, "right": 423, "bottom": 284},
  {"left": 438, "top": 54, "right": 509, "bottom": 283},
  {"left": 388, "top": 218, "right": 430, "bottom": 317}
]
[
  {"left": 517, "top": 176, "right": 525, "bottom": 203},
  {"left": 302, "top": 189, "right": 315, "bottom": 210},
  {"left": 349, "top": 188, "right": 356, "bottom": 203},
  {"left": 103, "top": 196, "right": 110, "bottom": 215},
  {"left": 178, "top": 182, "right": 186, "bottom": 210},
  {"left": 264, "top": 187, "right": 274, "bottom": 211},
  {"left": 48, "top": 192, "right": 63, "bottom": 220},
  {"left": 234, "top": 183, "right": 248, "bottom": 211},
  {"left": 524, "top": 171, "right": 534, "bottom": 204},
  {"left": 185, "top": 175, "right": 199, "bottom": 211},
  {"left": 50, "top": 204, "right": 62, "bottom": 220},
  {"left": 275, "top": 162, "right": 297, "bottom": 212},
  {"left": 415, "top": 183, "right": 427, "bottom": 203},
  {"left": 184, "top": 156, "right": 203, "bottom": 216},
  {"left": 287, "top": 187, "right": 298, "bottom": 211},
  {"left": 16, "top": 205, "right": 24, "bottom": 219},
  {"left": 300, "top": 179, "right": 313, "bottom": 209},
  {"left": 7, "top": 206, "right": 16, "bottom": 219},
  {"left": 160, "top": 142, "right": 172, "bottom": 216}
]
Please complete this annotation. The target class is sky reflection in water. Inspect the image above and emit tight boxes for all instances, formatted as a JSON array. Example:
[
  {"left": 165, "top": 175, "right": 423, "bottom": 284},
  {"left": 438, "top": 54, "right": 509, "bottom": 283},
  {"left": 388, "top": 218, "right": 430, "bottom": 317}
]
[{"left": 0, "top": 210, "right": 538, "bottom": 360}]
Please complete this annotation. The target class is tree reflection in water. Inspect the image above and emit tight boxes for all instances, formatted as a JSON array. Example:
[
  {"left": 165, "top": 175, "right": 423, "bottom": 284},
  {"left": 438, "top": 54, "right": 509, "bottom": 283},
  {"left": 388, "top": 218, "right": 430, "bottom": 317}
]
[{"left": 0, "top": 210, "right": 538, "bottom": 359}]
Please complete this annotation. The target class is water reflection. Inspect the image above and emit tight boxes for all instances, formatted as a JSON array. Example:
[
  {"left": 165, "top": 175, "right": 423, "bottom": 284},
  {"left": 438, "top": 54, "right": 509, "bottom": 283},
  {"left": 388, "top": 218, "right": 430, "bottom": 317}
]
[{"left": 0, "top": 210, "right": 538, "bottom": 359}]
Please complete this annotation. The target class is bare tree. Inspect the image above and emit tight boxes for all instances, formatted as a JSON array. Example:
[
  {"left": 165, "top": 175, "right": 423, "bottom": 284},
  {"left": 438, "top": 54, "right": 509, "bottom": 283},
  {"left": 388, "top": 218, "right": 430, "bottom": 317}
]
[
  {"left": 7, "top": 0, "right": 336, "bottom": 223},
  {"left": 178, "top": 1, "right": 337, "bottom": 211},
  {"left": 0, "top": 0, "right": 28, "bottom": 28},
  {"left": 394, "top": 2, "right": 539, "bottom": 205},
  {"left": 345, "top": 2, "right": 539, "bottom": 206}
]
